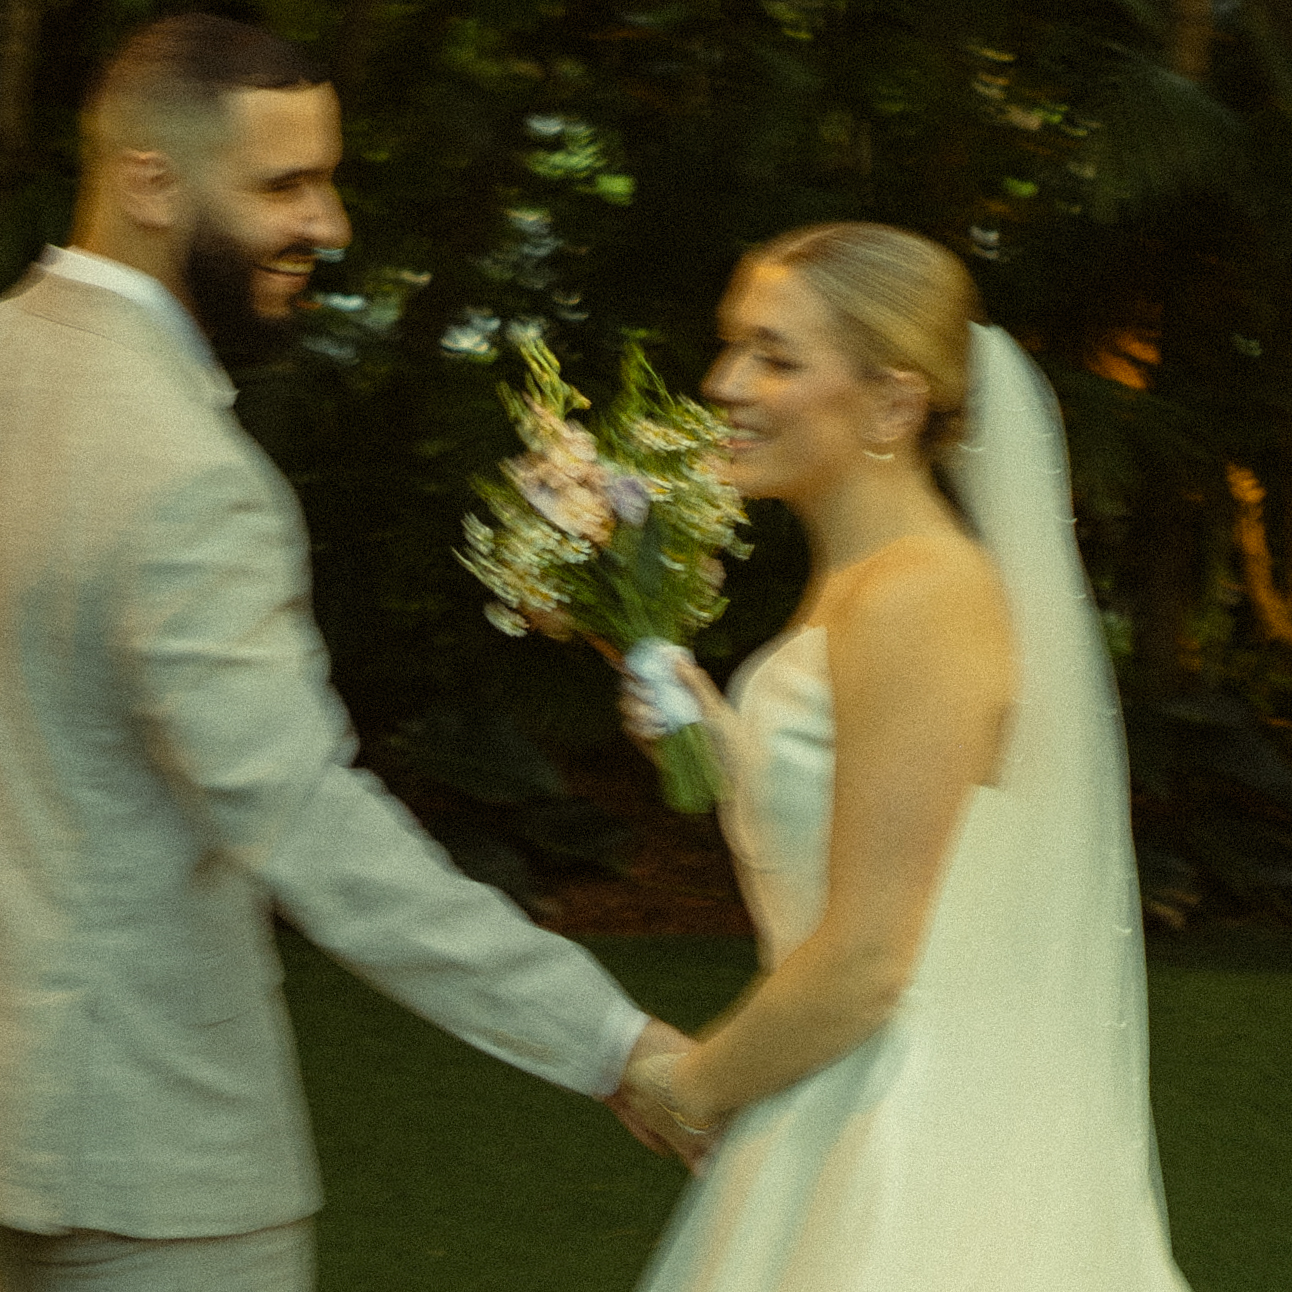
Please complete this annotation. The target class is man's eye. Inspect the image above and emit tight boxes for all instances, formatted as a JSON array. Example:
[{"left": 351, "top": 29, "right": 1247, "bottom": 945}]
[{"left": 758, "top": 354, "right": 799, "bottom": 372}]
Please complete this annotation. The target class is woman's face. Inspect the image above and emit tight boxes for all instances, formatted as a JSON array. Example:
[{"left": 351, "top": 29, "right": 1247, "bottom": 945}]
[{"left": 702, "top": 260, "right": 888, "bottom": 503}]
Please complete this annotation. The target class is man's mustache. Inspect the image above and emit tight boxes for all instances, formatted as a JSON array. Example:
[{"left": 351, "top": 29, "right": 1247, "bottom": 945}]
[{"left": 262, "top": 243, "right": 320, "bottom": 267}]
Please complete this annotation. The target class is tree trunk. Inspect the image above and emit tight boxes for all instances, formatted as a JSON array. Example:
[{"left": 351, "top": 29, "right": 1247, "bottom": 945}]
[
  {"left": 1238, "top": 1, "right": 1292, "bottom": 115},
  {"left": 1138, "top": 499, "right": 1194, "bottom": 698},
  {"left": 331, "top": 0, "right": 381, "bottom": 100}
]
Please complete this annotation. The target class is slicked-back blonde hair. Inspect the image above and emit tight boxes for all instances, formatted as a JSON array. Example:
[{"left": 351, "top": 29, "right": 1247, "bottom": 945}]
[
  {"left": 81, "top": 13, "right": 327, "bottom": 172},
  {"left": 747, "top": 222, "right": 981, "bottom": 457}
]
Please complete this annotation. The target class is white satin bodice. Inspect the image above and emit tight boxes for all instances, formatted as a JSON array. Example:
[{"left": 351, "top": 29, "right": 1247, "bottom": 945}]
[{"left": 720, "top": 626, "right": 834, "bottom": 968}]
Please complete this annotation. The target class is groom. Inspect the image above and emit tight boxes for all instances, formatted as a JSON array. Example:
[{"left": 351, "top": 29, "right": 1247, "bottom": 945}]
[{"left": 0, "top": 14, "right": 698, "bottom": 1289}]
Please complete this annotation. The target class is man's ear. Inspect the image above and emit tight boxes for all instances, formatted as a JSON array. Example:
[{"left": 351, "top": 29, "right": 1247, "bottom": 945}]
[
  {"left": 865, "top": 369, "right": 931, "bottom": 451},
  {"left": 115, "top": 149, "right": 189, "bottom": 230}
]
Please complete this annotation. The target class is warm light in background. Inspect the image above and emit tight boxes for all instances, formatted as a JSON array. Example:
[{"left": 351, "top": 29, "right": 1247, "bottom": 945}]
[
  {"left": 1088, "top": 328, "right": 1161, "bottom": 389},
  {"left": 1226, "top": 462, "right": 1292, "bottom": 648}
]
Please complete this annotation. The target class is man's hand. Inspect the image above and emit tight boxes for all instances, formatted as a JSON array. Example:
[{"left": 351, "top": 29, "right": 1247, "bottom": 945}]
[{"left": 604, "top": 1018, "right": 716, "bottom": 1173}]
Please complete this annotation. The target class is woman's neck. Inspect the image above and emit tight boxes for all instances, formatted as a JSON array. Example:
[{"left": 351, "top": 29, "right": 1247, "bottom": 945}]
[{"left": 789, "top": 457, "right": 964, "bottom": 575}]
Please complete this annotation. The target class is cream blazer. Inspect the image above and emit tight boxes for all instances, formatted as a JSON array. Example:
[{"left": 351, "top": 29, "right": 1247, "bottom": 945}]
[{"left": 0, "top": 271, "right": 644, "bottom": 1238}]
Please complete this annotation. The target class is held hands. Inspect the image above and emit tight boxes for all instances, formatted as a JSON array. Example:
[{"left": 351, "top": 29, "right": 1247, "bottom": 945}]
[{"left": 605, "top": 1019, "right": 719, "bottom": 1173}]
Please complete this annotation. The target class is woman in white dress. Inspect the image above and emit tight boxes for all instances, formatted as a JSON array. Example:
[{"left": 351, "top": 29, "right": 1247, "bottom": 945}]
[{"left": 624, "top": 223, "right": 1195, "bottom": 1291}]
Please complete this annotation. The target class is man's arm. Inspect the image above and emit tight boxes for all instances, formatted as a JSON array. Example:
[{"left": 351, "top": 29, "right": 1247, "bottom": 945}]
[{"left": 116, "top": 450, "right": 653, "bottom": 1097}]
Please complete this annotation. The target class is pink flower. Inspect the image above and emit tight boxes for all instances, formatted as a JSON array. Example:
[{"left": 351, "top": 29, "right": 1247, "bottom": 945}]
[
  {"left": 506, "top": 453, "right": 615, "bottom": 546},
  {"left": 548, "top": 425, "right": 604, "bottom": 486},
  {"left": 699, "top": 556, "right": 726, "bottom": 591}
]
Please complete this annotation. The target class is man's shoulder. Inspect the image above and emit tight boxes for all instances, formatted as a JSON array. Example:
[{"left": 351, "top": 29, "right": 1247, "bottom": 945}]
[
  {"left": 3, "top": 270, "right": 184, "bottom": 372},
  {"left": 0, "top": 271, "right": 269, "bottom": 496},
  {"left": 3, "top": 267, "right": 126, "bottom": 331},
  {"left": 2, "top": 269, "right": 232, "bottom": 417}
]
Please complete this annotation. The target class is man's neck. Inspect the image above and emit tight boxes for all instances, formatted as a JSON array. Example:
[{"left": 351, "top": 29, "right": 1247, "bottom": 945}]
[{"left": 71, "top": 216, "right": 194, "bottom": 315}]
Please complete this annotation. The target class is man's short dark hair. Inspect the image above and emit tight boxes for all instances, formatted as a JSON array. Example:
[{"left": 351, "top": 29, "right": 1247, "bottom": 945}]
[{"left": 83, "top": 13, "right": 328, "bottom": 165}]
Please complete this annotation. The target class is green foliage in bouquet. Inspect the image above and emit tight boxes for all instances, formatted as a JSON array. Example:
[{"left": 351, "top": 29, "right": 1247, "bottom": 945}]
[{"left": 457, "top": 334, "right": 751, "bottom": 812}]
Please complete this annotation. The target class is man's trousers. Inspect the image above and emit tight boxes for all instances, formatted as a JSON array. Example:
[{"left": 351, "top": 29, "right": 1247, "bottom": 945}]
[{"left": 0, "top": 1219, "right": 314, "bottom": 1291}]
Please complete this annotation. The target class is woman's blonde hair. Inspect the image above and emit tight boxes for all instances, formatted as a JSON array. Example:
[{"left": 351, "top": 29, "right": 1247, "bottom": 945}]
[{"left": 747, "top": 222, "right": 981, "bottom": 457}]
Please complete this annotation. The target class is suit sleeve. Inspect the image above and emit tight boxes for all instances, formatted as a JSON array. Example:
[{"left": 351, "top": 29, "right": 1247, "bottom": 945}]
[{"left": 116, "top": 449, "right": 646, "bottom": 1097}]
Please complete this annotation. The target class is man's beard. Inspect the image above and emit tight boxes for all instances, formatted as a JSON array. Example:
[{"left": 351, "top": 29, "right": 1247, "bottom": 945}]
[{"left": 184, "top": 218, "right": 305, "bottom": 365}]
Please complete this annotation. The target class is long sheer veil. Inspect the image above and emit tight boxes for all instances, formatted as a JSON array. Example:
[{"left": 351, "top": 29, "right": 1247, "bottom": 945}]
[{"left": 895, "top": 322, "right": 1189, "bottom": 1282}]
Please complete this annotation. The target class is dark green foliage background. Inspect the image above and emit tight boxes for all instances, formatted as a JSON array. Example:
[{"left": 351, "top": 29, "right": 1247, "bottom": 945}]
[{"left": 7, "top": 0, "right": 1292, "bottom": 919}]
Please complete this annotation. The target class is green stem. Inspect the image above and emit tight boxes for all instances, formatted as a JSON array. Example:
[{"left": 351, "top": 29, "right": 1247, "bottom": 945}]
[{"left": 654, "top": 722, "right": 725, "bottom": 814}]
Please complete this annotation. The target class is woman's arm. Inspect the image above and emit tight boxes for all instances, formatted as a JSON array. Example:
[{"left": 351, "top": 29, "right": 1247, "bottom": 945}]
[{"left": 668, "top": 537, "right": 1015, "bottom": 1126}]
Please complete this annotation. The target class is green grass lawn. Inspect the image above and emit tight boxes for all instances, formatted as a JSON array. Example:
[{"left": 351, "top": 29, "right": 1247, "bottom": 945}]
[
  {"left": 1143, "top": 927, "right": 1292, "bottom": 1292},
  {"left": 279, "top": 924, "right": 1292, "bottom": 1291}
]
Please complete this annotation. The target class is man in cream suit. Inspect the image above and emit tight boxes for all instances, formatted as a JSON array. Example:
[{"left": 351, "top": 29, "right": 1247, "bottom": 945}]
[{"left": 0, "top": 15, "right": 700, "bottom": 1289}]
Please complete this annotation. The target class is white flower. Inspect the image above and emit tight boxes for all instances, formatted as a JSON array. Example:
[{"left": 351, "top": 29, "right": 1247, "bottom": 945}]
[
  {"left": 629, "top": 417, "right": 704, "bottom": 453},
  {"left": 605, "top": 471, "right": 651, "bottom": 526},
  {"left": 484, "top": 602, "right": 530, "bottom": 636},
  {"left": 462, "top": 512, "right": 495, "bottom": 555}
]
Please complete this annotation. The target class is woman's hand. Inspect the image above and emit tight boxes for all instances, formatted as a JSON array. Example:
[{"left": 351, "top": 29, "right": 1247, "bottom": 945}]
[
  {"left": 618, "top": 647, "right": 741, "bottom": 769},
  {"left": 611, "top": 1021, "right": 720, "bottom": 1174},
  {"left": 619, "top": 1049, "right": 723, "bottom": 1174},
  {"left": 619, "top": 674, "right": 671, "bottom": 748}
]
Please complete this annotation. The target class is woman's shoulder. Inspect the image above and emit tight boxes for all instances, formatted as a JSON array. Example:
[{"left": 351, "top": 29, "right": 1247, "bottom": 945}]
[
  {"left": 817, "top": 531, "right": 1007, "bottom": 630},
  {"left": 814, "top": 531, "right": 1014, "bottom": 701}
]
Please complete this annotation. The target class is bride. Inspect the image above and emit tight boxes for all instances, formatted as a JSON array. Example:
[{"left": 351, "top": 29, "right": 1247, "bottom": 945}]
[{"left": 623, "top": 223, "right": 1194, "bottom": 1290}]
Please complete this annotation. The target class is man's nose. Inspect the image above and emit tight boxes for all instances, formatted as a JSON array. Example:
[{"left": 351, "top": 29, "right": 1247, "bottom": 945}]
[{"left": 307, "top": 183, "right": 351, "bottom": 252}]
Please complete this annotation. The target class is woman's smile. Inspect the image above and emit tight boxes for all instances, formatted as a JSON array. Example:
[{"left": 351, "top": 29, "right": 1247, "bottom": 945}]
[{"left": 701, "top": 262, "right": 885, "bottom": 502}]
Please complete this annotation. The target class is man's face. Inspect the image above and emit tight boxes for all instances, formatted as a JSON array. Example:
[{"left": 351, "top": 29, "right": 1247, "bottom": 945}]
[{"left": 182, "top": 83, "right": 350, "bottom": 355}]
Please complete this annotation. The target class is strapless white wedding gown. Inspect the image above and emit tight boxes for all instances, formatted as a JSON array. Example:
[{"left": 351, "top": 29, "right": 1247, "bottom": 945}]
[{"left": 637, "top": 624, "right": 1194, "bottom": 1292}]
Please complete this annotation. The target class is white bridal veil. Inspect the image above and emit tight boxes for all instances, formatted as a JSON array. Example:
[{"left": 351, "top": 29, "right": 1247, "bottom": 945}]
[{"left": 901, "top": 323, "right": 1192, "bottom": 1285}]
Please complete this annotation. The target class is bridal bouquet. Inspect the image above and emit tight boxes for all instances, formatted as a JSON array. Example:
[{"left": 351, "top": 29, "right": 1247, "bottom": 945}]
[{"left": 457, "top": 334, "right": 750, "bottom": 813}]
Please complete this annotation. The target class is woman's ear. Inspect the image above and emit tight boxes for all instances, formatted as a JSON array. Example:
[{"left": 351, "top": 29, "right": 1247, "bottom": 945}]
[
  {"left": 113, "top": 149, "right": 189, "bottom": 231},
  {"left": 864, "top": 369, "right": 931, "bottom": 452}
]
